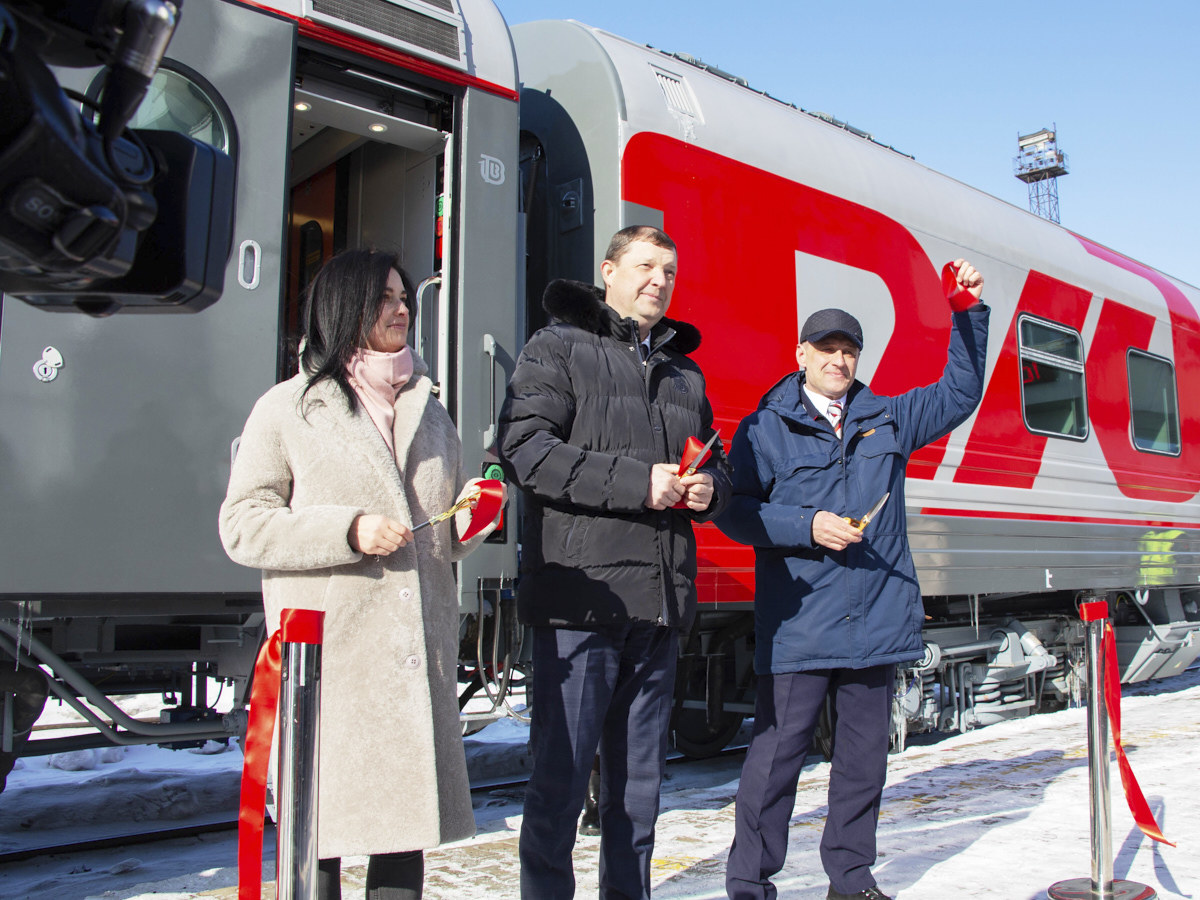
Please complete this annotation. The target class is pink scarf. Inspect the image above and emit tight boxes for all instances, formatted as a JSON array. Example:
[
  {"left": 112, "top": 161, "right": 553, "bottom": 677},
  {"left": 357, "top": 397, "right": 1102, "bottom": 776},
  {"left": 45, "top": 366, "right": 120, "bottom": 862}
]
[{"left": 346, "top": 347, "right": 413, "bottom": 458}]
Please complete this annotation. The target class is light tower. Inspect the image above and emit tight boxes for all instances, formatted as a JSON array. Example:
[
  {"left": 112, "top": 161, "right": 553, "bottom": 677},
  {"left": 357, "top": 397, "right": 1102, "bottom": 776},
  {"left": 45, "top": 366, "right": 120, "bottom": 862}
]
[{"left": 1014, "top": 126, "right": 1069, "bottom": 223}]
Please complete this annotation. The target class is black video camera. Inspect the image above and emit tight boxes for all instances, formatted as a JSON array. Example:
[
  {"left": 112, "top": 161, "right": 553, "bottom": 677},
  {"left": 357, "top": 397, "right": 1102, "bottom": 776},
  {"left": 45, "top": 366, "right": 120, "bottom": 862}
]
[{"left": 0, "top": 0, "right": 234, "bottom": 315}]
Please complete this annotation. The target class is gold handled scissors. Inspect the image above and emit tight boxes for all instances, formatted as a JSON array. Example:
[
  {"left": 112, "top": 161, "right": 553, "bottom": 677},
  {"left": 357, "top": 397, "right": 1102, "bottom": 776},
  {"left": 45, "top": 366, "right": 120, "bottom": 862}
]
[
  {"left": 412, "top": 488, "right": 481, "bottom": 532},
  {"left": 845, "top": 492, "right": 889, "bottom": 532}
]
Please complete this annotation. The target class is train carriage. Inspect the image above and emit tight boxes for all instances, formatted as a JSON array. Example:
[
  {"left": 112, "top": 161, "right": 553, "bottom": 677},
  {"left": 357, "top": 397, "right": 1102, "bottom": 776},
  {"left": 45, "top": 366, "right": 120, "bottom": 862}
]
[{"left": 510, "top": 19, "right": 1200, "bottom": 754}]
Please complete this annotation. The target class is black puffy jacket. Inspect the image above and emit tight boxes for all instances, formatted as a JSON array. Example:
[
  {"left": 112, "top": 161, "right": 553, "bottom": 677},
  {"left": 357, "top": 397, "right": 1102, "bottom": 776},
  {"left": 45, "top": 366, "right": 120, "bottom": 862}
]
[{"left": 498, "top": 279, "right": 731, "bottom": 631}]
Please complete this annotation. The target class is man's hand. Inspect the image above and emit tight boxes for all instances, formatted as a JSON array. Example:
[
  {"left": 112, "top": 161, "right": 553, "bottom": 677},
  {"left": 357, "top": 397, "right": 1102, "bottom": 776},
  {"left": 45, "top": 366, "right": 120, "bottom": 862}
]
[
  {"left": 679, "top": 471, "right": 714, "bottom": 512},
  {"left": 645, "top": 462, "right": 685, "bottom": 510},
  {"left": 946, "top": 258, "right": 984, "bottom": 311},
  {"left": 811, "top": 510, "right": 864, "bottom": 551},
  {"left": 950, "top": 258, "right": 984, "bottom": 299},
  {"left": 349, "top": 514, "right": 413, "bottom": 555}
]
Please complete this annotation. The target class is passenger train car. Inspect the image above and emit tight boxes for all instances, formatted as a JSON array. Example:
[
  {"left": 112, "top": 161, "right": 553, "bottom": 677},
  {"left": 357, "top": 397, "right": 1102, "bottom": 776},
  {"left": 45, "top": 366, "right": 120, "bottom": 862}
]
[
  {"left": 511, "top": 19, "right": 1200, "bottom": 753},
  {"left": 1, "top": 0, "right": 1197, "bottom": 777}
]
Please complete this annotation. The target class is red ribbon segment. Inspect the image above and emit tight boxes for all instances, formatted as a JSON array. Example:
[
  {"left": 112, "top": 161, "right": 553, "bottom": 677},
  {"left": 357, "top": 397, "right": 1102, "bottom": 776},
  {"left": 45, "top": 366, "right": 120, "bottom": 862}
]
[
  {"left": 459, "top": 479, "right": 506, "bottom": 542},
  {"left": 238, "top": 609, "right": 326, "bottom": 900},
  {"left": 1101, "top": 622, "right": 1175, "bottom": 846},
  {"left": 942, "top": 261, "right": 979, "bottom": 312},
  {"left": 281, "top": 607, "right": 325, "bottom": 644},
  {"left": 677, "top": 435, "right": 714, "bottom": 477},
  {"left": 671, "top": 435, "right": 715, "bottom": 509}
]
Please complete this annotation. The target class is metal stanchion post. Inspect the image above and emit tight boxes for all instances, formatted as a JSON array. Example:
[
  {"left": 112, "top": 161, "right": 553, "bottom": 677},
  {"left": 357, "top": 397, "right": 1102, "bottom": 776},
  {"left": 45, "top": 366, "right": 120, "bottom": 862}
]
[
  {"left": 1048, "top": 598, "right": 1155, "bottom": 900},
  {"left": 276, "top": 619, "right": 323, "bottom": 900}
]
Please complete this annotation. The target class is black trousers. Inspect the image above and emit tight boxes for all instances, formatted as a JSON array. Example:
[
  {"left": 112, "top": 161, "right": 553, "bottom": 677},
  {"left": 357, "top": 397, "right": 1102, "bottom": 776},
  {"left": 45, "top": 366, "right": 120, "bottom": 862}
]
[
  {"left": 726, "top": 665, "right": 895, "bottom": 900},
  {"left": 519, "top": 623, "right": 678, "bottom": 900},
  {"left": 318, "top": 851, "right": 424, "bottom": 900}
]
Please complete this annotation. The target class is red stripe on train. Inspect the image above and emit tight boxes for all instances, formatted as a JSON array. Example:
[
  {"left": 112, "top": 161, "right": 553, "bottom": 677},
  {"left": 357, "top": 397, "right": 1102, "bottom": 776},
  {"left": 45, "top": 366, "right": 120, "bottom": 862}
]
[
  {"left": 234, "top": 1, "right": 520, "bottom": 101},
  {"left": 919, "top": 507, "right": 1200, "bottom": 529}
]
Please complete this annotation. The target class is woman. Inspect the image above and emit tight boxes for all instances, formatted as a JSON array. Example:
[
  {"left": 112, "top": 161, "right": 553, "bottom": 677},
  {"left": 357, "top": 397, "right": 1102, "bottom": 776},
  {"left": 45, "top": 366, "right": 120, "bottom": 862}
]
[{"left": 219, "top": 248, "right": 504, "bottom": 899}]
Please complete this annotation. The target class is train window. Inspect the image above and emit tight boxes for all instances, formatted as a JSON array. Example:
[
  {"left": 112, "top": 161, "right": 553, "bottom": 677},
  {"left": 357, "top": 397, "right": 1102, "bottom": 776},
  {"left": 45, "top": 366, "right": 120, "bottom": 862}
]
[
  {"left": 128, "top": 66, "right": 232, "bottom": 154},
  {"left": 1128, "top": 349, "right": 1181, "bottom": 455},
  {"left": 1017, "top": 316, "right": 1087, "bottom": 440},
  {"left": 87, "top": 64, "right": 233, "bottom": 156}
]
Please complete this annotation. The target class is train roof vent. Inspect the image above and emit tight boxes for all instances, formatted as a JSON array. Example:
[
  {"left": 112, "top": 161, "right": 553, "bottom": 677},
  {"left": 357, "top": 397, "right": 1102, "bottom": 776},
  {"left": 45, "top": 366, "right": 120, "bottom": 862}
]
[
  {"left": 653, "top": 69, "right": 697, "bottom": 117},
  {"left": 307, "top": 0, "right": 466, "bottom": 69},
  {"left": 650, "top": 43, "right": 911, "bottom": 158},
  {"left": 665, "top": 52, "right": 748, "bottom": 87}
]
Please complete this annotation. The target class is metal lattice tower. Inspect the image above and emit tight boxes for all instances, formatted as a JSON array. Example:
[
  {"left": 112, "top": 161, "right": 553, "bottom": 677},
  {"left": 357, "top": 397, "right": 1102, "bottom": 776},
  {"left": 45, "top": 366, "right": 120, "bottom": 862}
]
[{"left": 1014, "top": 126, "right": 1069, "bottom": 223}]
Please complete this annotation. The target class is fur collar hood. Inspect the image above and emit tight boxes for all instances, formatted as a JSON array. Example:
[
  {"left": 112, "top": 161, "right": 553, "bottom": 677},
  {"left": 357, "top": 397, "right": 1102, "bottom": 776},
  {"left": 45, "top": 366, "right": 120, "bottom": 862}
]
[{"left": 542, "top": 278, "right": 702, "bottom": 356}]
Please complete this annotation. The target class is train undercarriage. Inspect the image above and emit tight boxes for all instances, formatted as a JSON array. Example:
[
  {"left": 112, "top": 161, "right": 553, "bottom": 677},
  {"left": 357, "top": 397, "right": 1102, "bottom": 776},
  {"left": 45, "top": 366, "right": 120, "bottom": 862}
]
[
  {"left": 3, "top": 584, "right": 1198, "bottom": 791},
  {"left": 668, "top": 586, "right": 1200, "bottom": 758},
  {"left": 0, "top": 587, "right": 526, "bottom": 787},
  {"left": 0, "top": 594, "right": 262, "bottom": 790}
]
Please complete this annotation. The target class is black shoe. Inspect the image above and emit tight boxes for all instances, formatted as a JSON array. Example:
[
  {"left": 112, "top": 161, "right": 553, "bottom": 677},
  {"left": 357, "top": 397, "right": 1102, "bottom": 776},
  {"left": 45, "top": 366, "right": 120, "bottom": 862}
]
[
  {"left": 579, "top": 759, "right": 601, "bottom": 836},
  {"left": 826, "top": 887, "right": 893, "bottom": 900},
  {"left": 577, "top": 811, "right": 600, "bottom": 837}
]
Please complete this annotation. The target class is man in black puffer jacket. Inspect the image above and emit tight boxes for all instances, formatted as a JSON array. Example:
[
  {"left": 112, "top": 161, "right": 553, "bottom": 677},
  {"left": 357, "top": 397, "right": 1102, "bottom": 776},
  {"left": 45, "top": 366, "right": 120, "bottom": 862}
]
[{"left": 499, "top": 225, "right": 731, "bottom": 900}]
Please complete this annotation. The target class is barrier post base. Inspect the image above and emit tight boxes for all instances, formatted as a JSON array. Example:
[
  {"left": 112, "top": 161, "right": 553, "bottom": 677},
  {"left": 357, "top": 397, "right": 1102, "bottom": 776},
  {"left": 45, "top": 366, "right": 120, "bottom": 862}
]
[{"left": 1048, "top": 878, "right": 1156, "bottom": 900}]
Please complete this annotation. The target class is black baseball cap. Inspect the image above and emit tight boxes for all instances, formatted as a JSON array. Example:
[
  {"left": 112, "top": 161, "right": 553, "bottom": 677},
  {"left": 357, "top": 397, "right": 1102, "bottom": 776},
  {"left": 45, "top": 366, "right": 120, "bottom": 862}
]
[{"left": 800, "top": 308, "right": 864, "bottom": 349}]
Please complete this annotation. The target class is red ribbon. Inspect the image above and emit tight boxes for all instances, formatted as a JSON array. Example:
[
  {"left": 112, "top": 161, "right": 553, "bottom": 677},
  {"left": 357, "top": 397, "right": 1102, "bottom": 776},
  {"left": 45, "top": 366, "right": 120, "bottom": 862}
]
[
  {"left": 677, "top": 435, "right": 713, "bottom": 476},
  {"left": 942, "top": 261, "right": 979, "bottom": 312},
  {"left": 1101, "top": 620, "right": 1175, "bottom": 846},
  {"left": 459, "top": 479, "right": 506, "bottom": 542},
  {"left": 671, "top": 436, "right": 714, "bottom": 509},
  {"left": 238, "top": 608, "right": 326, "bottom": 900}
]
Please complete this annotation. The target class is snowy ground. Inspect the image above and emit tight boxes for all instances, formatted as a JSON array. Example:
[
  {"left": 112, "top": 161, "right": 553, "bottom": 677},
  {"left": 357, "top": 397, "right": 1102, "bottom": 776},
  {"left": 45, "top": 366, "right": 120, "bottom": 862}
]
[{"left": 1, "top": 670, "right": 1196, "bottom": 899}]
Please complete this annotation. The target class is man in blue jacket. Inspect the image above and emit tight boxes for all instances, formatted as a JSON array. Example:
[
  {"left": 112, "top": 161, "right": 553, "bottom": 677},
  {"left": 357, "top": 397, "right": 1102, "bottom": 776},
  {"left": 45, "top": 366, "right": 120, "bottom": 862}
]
[{"left": 719, "top": 260, "right": 988, "bottom": 900}]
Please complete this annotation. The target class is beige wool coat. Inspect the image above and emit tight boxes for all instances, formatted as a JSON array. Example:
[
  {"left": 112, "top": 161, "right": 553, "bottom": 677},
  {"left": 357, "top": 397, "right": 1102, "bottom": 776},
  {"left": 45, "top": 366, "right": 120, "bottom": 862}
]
[{"left": 219, "top": 355, "right": 494, "bottom": 858}]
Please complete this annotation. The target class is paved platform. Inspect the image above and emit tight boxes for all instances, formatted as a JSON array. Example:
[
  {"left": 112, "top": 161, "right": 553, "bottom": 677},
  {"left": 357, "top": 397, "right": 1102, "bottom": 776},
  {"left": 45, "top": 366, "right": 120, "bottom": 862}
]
[
  {"left": 5, "top": 670, "right": 1196, "bottom": 899},
  {"left": 236, "top": 670, "right": 1198, "bottom": 899}
]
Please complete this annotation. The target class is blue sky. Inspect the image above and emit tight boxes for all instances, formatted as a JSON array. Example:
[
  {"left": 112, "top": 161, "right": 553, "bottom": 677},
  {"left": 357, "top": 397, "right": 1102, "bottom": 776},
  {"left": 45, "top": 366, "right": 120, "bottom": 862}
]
[{"left": 493, "top": 1, "right": 1200, "bottom": 288}]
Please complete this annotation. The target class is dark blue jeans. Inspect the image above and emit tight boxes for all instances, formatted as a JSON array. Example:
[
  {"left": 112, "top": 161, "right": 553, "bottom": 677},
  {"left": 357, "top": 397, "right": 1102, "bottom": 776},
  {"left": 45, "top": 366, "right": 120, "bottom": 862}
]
[
  {"left": 726, "top": 665, "right": 894, "bottom": 900},
  {"left": 520, "top": 623, "right": 678, "bottom": 900}
]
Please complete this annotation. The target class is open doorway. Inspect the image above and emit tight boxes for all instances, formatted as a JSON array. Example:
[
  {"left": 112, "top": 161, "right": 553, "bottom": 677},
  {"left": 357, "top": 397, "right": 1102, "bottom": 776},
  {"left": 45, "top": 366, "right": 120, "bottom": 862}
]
[{"left": 282, "top": 52, "right": 454, "bottom": 385}]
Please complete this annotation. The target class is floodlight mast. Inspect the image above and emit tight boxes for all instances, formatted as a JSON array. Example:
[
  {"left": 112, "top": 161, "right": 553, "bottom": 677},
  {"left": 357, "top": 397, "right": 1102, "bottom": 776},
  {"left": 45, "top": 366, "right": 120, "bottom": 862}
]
[{"left": 1014, "top": 125, "right": 1069, "bottom": 223}]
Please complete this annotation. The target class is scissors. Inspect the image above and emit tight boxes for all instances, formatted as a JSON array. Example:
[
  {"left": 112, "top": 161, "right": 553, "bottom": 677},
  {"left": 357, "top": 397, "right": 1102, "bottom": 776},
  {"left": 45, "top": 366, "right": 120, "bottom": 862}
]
[
  {"left": 681, "top": 430, "right": 721, "bottom": 476},
  {"left": 411, "top": 489, "right": 480, "bottom": 532},
  {"left": 845, "top": 492, "right": 889, "bottom": 532}
]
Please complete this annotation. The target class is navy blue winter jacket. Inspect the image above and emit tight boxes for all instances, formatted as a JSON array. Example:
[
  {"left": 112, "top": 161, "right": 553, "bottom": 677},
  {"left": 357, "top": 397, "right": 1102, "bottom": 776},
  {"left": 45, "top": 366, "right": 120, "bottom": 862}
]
[{"left": 716, "top": 304, "right": 990, "bottom": 674}]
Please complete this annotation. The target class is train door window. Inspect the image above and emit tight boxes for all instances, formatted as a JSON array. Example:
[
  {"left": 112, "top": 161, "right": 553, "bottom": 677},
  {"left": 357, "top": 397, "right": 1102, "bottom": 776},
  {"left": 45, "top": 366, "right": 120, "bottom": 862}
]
[
  {"left": 1018, "top": 315, "right": 1087, "bottom": 440},
  {"left": 1128, "top": 349, "right": 1180, "bottom": 455},
  {"left": 87, "top": 64, "right": 233, "bottom": 156}
]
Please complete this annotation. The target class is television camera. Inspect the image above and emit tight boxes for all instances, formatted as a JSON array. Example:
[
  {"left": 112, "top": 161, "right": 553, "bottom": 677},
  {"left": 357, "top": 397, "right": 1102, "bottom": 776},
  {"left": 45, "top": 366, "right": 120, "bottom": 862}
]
[{"left": 0, "top": 0, "right": 234, "bottom": 315}]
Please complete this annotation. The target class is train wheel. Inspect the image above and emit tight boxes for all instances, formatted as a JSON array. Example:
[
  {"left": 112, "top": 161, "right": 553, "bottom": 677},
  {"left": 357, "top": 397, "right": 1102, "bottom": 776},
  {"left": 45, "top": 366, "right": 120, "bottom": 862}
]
[
  {"left": 0, "top": 665, "right": 49, "bottom": 794},
  {"left": 671, "top": 707, "right": 745, "bottom": 759}
]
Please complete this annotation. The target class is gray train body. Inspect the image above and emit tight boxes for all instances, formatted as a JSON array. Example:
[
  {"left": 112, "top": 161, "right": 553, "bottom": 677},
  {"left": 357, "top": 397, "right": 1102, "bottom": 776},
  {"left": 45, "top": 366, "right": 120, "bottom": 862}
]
[{"left": 1, "top": 0, "right": 522, "bottom": 764}]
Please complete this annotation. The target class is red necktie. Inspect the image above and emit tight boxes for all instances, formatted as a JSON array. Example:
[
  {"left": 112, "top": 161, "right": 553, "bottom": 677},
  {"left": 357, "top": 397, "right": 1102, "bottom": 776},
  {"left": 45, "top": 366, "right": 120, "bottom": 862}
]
[{"left": 828, "top": 400, "right": 843, "bottom": 438}]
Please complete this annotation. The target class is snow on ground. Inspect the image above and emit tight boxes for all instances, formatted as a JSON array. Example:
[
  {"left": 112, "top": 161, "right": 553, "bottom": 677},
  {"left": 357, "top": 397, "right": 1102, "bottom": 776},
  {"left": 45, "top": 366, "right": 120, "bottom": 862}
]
[{"left": 1, "top": 670, "right": 1196, "bottom": 899}]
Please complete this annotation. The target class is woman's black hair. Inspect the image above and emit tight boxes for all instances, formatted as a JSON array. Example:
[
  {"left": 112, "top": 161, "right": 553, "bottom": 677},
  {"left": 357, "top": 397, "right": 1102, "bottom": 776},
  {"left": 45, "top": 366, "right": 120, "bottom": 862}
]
[{"left": 298, "top": 248, "right": 418, "bottom": 410}]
